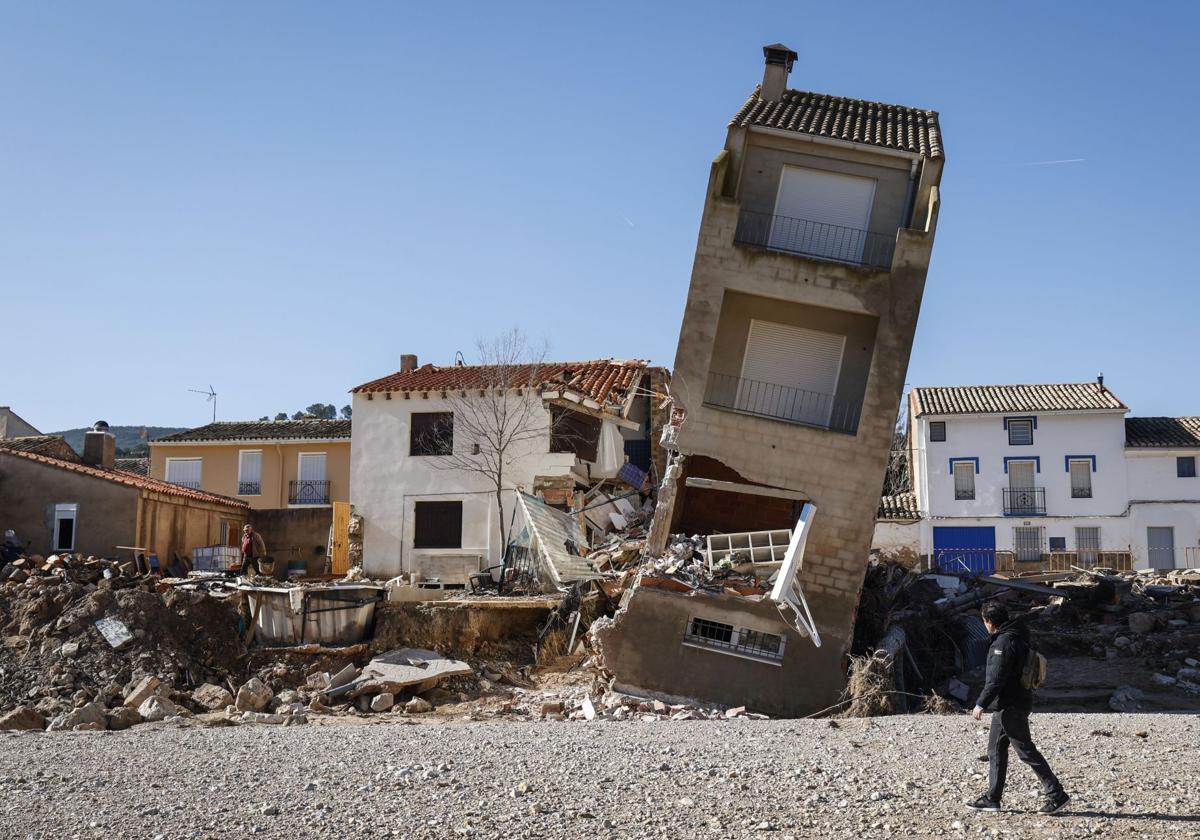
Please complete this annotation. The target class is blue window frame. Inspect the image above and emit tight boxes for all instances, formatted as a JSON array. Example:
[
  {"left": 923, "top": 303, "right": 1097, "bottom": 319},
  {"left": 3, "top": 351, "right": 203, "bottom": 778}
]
[
  {"left": 1064, "top": 455, "right": 1097, "bottom": 472},
  {"left": 1003, "top": 456, "right": 1041, "bottom": 473},
  {"left": 947, "top": 456, "right": 980, "bottom": 474}
]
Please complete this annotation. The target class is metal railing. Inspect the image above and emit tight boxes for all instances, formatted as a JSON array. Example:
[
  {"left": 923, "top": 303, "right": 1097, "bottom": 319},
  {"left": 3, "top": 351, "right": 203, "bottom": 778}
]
[
  {"left": 1003, "top": 487, "right": 1046, "bottom": 516},
  {"left": 169, "top": 480, "right": 201, "bottom": 490},
  {"left": 703, "top": 371, "right": 860, "bottom": 434},
  {"left": 238, "top": 481, "right": 261, "bottom": 496},
  {"left": 934, "top": 549, "right": 1016, "bottom": 577},
  {"left": 289, "top": 479, "right": 330, "bottom": 505},
  {"left": 734, "top": 209, "right": 896, "bottom": 269}
]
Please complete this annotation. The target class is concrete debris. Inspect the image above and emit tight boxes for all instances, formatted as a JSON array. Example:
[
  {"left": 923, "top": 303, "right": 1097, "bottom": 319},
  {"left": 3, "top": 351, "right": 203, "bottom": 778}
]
[
  {"left": 192, "top": 683, "right": 234, "bottom": 711},
  {"left": 47, "top": 701, "right": 108, "bottom": 732},
  {"left": 94, "top": 616, "right": 134, "bottom": 649},
  {"left": 235, "top": 678, "right": 274, "bottom": 712},
  {"left": 123, "top": 675, "right": 165, "bottom": 709},
  {"left": 404, "top": 696, "right": 432, "bottom": 714},
  {"left": 370, "top": 692, "right": 395, "bottom": 712},
  {"left": 106, "top": 706, "right": 142, "bottom": 730},
  {"left": 0, "top": 705, "right": 47, "bottom": 731},
  {"left": 137, "top": 694, "right": 188, "bottom": 722}
]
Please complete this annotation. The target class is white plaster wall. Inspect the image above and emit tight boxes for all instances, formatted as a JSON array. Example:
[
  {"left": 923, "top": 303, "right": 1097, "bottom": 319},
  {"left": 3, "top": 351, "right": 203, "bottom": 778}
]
[
  {"left": 871, "top": 520, "right": 920, "bottom": 556},
  {"left": 914, "top": 412, "right": 1130, "bottom": 519},
  {"left": 350, "top": 391, "right": 577, "bottom": 579},
  {"left": 1126, "top": 450, "right": 1200, "bottom": 502},
  {"left": 916, "top": 515, "right": 1132, "bottom": 557}
]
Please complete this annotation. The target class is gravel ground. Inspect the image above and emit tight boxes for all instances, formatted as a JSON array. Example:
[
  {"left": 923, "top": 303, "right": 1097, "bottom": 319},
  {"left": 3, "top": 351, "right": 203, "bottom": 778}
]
[{"left": 2, "top": 713, "right": 1198, "bottom": 839}]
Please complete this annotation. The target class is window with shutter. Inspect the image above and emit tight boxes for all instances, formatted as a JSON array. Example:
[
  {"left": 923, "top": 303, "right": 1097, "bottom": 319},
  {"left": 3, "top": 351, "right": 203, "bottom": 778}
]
[
  {"left": 770, "top": 166, "right": 876, "bottom": 263},
  {"left": 1069, "top": 459, "right": 1092, "bottom": 498},
  {"left": 1007, "top": 419, "right": 1034, "bottom": 446},
  {"left": 165, "top": 458, "right": 202, "bottom": 489},
  {"left": 238, "top": 451, "right": 262, "bottom": 495},
  {"left": 737, "top": 319, "right": 845, "bottom": 427},
  {"left": 414, "top": 501, "right": 463, "bottom": 549},
  {"left": 953, "top": 461, "right": 975, "bottom": 500},
  {"left": 1075, "top": 527, "right": 1100, "bottom": 564},
  {"left": 929, "top": 421, "right": 946, "bottom": 442}
]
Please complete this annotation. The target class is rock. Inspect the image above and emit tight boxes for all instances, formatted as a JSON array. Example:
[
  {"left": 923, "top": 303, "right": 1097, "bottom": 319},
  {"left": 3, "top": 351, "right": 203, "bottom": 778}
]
[
  {"left": 0, "top": 706, "right": 46, "bottom": 731},
  {"left": 106, "top": 706, "right": 143, "bottom": 730},
  {"left": 1127, "top": 612, "right": 1157, "bottom": 635},
  {"left": 123, "top": 676, "right": 165, "bottom": 709},
  {"left": 1112, "top": 636, "right": 1131, "bottom": 649},
  {"left": 192, "top": 683, "right": 234, "bottom": 711},
  {"left": 60, "top": 642, "right": 81, "bottom": 659},
  {"left": 541, "top": 701, "right": 565, "bottom": 716},
  {"left": 1108, "top": 685, "right": 1145, "bottom": 712},
  {"left": 138, "top": 695, "right": 187, "bottom": 722},
  {"left": 235, "top": 678, "right": 274, "bottom": 712},
  {"left": 725, "top": 706, "right": 747, "bottom": 718},
  {"left": 1177, "top": 667, "right": 1200, "bottom": 683},
  {"left": 1188, "top": 605, "right": 1200, "bottom": 623},
  {"left": 241, "top": 711, "right": 288, "bottom": 725},
  {"left": 370, "top": 693, "right": 395, "bottom": 712},
  {"left": 47, "top": 701, "right": 107, "bottom": 732},
  {"left": 404, "top": 697, "right": 432, "bottom": 714},
  {"left": 1151, "top": 673, "right": 1177, "bottom": 686}
]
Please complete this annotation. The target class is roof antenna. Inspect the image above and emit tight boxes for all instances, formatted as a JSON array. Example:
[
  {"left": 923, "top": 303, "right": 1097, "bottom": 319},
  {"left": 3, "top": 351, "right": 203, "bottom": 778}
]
[
  {"left": 188, "top": 385, "right": 217, "bottom": 422},
  {"left": 454, "top": 350, "right": 466, "bottom": 367}
]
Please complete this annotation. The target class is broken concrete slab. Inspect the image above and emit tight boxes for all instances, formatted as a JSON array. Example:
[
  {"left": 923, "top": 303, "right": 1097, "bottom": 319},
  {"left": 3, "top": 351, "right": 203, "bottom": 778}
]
[
  {"left": 337, "top": 648, "right": 471, "bottom": 699},
  {"left": 94, "top": 617, "right": 133, "bottom": 649},
  {"left": 370, "top": 692, "right": 395, "bottom": 712},
  {"left": 123, "top": 675, "right": 164, "bottom": 709}
]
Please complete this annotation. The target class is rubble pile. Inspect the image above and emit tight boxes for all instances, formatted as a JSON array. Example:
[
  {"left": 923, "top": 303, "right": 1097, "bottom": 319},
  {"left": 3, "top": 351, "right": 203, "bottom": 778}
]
[{"left": 2, "top": 551, "right": 152, "bottom": 587}]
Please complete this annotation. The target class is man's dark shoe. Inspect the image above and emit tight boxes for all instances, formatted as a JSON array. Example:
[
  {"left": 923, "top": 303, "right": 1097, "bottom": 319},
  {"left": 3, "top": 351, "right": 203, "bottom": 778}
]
[
  {"left": 1039, "top": 791, "right": 1070, "bottom": 815},
  {"left": 965, "top": 796, "right": 1001, "bottom": 812}
]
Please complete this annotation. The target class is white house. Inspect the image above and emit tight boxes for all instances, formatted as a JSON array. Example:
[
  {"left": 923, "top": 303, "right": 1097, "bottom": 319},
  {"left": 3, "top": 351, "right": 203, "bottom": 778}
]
[
  {"left": 873, "top": 381, "right": 1200, "bottom": 571},
  {"left": 349, "top": 355, "right": 664, "bottom": 581}
]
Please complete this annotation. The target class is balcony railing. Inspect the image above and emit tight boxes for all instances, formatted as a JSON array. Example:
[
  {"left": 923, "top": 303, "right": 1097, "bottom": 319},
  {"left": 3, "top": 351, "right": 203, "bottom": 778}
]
[
  {"left": 238, "top": 481, "right": 261, "bottom": 496},
  {"left": 734, "top": 209, "right": 896, "bottom": 270},
  {"left": 289, "top": 479, "right": 330, "bottom": 505},
  {"left": 169, "top": 480, "right": 201, "bottom": 490},
  {"left": 703, "top": 371, "right": 860, "bottom": 434},
  {"left": 1003, "top": 487, "right": 1046, "bottom": 516}
]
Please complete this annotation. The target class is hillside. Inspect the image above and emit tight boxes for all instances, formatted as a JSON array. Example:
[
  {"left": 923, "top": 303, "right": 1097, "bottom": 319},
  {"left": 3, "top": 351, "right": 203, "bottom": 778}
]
[{"left": 50, "top": 426, "right": 187, "bottom": 455}]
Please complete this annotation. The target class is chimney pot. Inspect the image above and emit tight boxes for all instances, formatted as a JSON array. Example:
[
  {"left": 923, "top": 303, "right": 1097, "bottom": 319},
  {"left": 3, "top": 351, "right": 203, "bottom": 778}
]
[
  {"left": 82, "top": 423, "right": 116, "bottom": 470},
  {"left": 760, "top": 43, "right": 797, "bottom": 102},
  {"left": 400, "top": 354, "right": 418, "bottom": 374}
]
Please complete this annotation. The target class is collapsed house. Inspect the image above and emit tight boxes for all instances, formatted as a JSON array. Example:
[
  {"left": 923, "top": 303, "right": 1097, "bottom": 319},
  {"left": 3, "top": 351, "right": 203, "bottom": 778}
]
[
  {"left": 348, "top": 356, "right": 668, "bottom": 584},
  {"left": 595, "top": 44, "right": 946, "bottom": 716}
]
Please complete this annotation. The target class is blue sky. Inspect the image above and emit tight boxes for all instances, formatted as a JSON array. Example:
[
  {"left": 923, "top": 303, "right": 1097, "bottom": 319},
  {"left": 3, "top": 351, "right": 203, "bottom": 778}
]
[{"left": 3, "top": 1, "right": 1197, "bottom": 432}]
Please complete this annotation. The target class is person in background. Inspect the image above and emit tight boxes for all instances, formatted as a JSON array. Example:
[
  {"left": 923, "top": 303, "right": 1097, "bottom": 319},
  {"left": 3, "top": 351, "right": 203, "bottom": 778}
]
[
  {"left": 966, "top": 601, "right": 1069, "bottom": 815},
  {"left": 239, "top": 524, "right": 266, "bottom": 577},
  {"left": 1, "top": 529, "right": 23, "bottom": 562}
]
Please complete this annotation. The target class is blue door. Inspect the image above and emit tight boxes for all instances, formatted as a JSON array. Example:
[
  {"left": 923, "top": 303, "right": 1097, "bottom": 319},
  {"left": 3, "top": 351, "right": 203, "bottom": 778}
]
[{"left": 933, "top": 526, "right": 997, "bottom": 576}]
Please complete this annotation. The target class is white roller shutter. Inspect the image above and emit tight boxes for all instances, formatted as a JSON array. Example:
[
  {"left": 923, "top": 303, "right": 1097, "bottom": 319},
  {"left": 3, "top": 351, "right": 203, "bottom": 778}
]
[
  {"left": 770, "top": 166, "right": 876, "bottom": 261},
  {"left": 737, "top": 319, "right": 845, "bottom": 426}
]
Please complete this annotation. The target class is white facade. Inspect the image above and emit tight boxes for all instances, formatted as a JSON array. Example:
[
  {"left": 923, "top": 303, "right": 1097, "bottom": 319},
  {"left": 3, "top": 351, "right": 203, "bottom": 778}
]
[
  {"left": 350, "top": 390, "right": 633, "bottom": 580},
  {"left": 887, "top": 401, "right": 1200, "bottom": 570}
]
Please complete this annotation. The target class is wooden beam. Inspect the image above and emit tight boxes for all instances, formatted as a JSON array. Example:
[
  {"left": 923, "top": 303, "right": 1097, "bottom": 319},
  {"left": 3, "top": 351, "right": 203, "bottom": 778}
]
[
  {"left": 547, "top": 398, "right": 640, "bottom": 431},
  {"left": 684, "top": 477, "right": 807, "bottom": 501}
]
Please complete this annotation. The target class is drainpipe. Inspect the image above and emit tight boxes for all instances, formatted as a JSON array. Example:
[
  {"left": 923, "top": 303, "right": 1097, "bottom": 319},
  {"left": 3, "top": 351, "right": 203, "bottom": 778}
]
[{"left": 276, "top": 444, "right": 285, "bottom": 507}]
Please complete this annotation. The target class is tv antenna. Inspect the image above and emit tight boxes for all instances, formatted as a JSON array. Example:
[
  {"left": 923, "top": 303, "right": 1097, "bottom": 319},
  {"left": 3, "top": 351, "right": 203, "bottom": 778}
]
[{"left": 188, "top": 385, "right": 217, "bottom": 422}]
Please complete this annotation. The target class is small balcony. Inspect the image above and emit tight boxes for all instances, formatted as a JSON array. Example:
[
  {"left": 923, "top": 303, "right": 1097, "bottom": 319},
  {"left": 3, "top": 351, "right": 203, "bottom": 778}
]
[
  {"left": 170, "top": 480, "right": 200, "bottom": 490},
  {"left": 238, "top": 481, "right": 261, "bottom": 496},
  {"left": 703, "top": 371, "right": 860, "bottom": 434},
  {"left": 733, "top": 209, "right": 896, "bottom": 270},
  {"left": 1003, "top": 487, "right": 1046, "bottom": 516},
  {"left": 289, "top": 479, "right": 330, "bottom": 505}
]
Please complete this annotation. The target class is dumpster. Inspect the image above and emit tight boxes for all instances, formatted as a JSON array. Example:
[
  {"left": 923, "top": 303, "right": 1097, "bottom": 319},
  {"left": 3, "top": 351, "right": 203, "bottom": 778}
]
[{"left": 239, "top": 582, "right": 383, "bottom": 646}]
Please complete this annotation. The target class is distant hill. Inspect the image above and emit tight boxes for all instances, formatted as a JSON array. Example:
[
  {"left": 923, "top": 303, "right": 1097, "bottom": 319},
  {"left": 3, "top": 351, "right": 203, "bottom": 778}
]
[{"left": 51, "top": 426, "right": 187, "bottom": 455}]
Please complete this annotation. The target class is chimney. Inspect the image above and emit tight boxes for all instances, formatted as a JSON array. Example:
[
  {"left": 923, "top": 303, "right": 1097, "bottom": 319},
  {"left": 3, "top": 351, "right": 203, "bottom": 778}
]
[
  {"left": 82, "top": 420, "right": 115, "bottom": 469},
  {"left": 1097, "top": 372, "right": 1105, "bottom": 393},
  {"left": 400, "top": 354, "right": 418, "bottom": 374},
  {"left": 760, "top": 43, "right": 798, "bottom": 101}
]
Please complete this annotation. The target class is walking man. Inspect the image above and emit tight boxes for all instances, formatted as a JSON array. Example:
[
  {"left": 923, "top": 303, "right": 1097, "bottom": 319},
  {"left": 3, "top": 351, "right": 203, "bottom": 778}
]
[
  {"left": 239, "top": 524, "right": 266, "bottom": 577},
  {"left": 966, "top": 601, "right": 1069, "bottom": 815}
]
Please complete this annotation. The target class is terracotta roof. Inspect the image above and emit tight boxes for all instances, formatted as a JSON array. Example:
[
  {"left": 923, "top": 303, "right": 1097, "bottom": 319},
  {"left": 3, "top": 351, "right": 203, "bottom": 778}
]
[
  {"left": 877, "top": 491, "right": 920, "bottom": 521},
  {"left": 1125, "top": 417, "right": 1200, "bottom": 449},
  {"left": 352, "top": 360, "right": 651, "bottom": 410},
  {"left": 156, "top": 419, "right": 351, "bottom": 443},
  {"left": 911, "top": 383, "right": 1127, "bottom": 417},
  {"left": 731, "top": 87, "right": 943, "bottom": 159},
  {"left": 0, "top": 448, "right": 249, "bottom": 509},
  {"left": 114, "top": 457, "right": 150, "bottom": 476},
  {"left": 0, "top": 434, "right": 81, "bottom": 462}
]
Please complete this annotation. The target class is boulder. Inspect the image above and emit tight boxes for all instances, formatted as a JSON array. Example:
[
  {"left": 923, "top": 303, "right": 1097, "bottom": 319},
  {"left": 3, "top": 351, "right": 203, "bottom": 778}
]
[
  {"left": 1108, "top": 685, "right": 1145, "bottom": 712},
  {"left": 123, "top": 675, "right": 165, "bottom": 709},
  {"left": 106, "top": 706, "right": 143, "bottom": 731},
  {"left": 47, "top": 702, "right": 107, "bottom": 732},
  {"left": 1127, "top": 612, "right": 1157, "bottom": 635},
  {"left": 0, "top": 705, "right": 47, "bottom": 731},
  {"left": 192, "top": 683, "right": 234, "bottom": 711},
  {"left": 404, "top": 696, "right": 432, "bottom": 714},
  {"left": 137, "top": 695, "right": 187, "bottom": 722},
  {"left": 370, "top": 692, "right": 395, "bottom": 712},
  {"left": 235, "top": 678, "right": 273, "bottom": 712}
]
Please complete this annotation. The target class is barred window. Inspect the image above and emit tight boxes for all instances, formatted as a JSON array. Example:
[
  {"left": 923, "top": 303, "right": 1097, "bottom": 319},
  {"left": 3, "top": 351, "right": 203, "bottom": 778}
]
[
  {"left": 929, "top": 421, "right": 946, "bottom": 442},
  {"left": 1069, "top": 459, "right": 1093, "bottom": 498},
  {"left": 953, "top": 461, "right": 975, "bottom": 500},
  {"left": 683, "top": 616, "right": 785, "bottom": 664},
  {"left": 1013, "top": 526, "right": 1043, "bottom": 563},
  {"left": 1007, "top": 418, "right": 1034, "bottom": 446}
]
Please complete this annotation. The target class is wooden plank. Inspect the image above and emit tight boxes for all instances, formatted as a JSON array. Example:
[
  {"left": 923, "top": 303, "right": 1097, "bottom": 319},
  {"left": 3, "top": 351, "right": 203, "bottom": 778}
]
[{"left": 331, "top": 501, "right": 351, "bottom": 575}]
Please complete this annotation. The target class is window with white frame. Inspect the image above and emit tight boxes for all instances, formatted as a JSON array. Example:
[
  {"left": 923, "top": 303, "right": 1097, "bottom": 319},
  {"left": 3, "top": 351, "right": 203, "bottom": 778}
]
[
  {"left": 682, "top": 616, "right": 785, "bottom": 664},
  {"left": 1007, "top": 418, "right": 1034, "bottom": 446},
  {"left": 165, "top": 458, "right": 202, "bottom": 489},
  {"left": 53, "top": 503, "right": 77, "bottom": 552},
  {"left": 1013, "top": 526, "right": 1043, "bottom": 563},
  {"left": 1069, "top": 459, "right": 1093, "bottom": 499},
  {"left": 238, "top": 450, "right": 262, "bottom": 496},
  {"left": 1075, "top": 526, "right": 1101, "bottom": 564},
  {"left": 953, "top": 461, "right": 976, "bottom": 500}
]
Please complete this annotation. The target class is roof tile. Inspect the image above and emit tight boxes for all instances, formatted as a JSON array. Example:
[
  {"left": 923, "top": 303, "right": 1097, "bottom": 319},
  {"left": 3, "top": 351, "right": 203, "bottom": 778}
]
[
  {"left": 0, "top": 435, "right": 81, "bottom": 461},
  {"left": 157, "top": 419, "right": 351, "bottom": 444},
  {"left": 1124, "top": 417, "right": 1200, "bottom": 448},
  {"left": 912, "top": 383, "right": 1127, "bottom": 416},
  {"left": 877, "top": 491, "right": 920, "bottom": 521}
]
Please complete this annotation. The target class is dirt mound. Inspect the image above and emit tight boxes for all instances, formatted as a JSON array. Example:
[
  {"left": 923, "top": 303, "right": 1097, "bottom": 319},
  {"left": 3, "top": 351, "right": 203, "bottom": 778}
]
[{"left": 0, "top": 578, "right": 246, "bottom": 718}]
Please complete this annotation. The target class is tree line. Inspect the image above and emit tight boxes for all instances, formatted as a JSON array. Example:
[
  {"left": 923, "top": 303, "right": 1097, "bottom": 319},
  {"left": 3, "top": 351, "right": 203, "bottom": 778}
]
[{"left": 258, "top": 403, "right": 352, "bottom": 422}]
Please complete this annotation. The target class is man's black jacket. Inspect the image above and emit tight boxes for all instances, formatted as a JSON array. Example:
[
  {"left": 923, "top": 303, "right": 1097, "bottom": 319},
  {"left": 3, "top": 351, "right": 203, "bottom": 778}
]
[{"left": 976, "top": 618, "right": 1034, "bottom": 712}]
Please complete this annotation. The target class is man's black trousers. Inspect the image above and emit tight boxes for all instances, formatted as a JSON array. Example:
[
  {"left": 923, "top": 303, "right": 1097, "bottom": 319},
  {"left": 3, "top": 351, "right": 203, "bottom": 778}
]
[{"left": 987, "top": 708, "right": 1063, "bottom": 802}]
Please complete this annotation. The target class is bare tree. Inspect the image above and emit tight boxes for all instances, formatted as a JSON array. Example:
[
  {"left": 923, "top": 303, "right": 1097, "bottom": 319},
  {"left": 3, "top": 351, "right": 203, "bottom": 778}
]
[
  {"left": 419, "top": 329, "right": 574, "bottom": 550},
  {"left": 881, "top": 412, "right": 910, "bottom": 497}
]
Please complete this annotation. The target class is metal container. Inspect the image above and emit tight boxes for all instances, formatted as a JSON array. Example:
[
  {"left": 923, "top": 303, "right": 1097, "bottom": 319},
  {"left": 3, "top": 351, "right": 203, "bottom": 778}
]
[{"left": 241, "top": 583, "right": 383, "bottom": 646}]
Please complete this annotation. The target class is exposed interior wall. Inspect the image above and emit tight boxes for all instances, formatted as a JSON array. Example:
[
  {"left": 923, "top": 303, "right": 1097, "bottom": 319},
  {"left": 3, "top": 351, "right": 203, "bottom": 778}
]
[
  {"left": 871, "top": 520, "right": 922, "bottom": 567},
  {"left": 0, "top": 453, "right": 138, "bottom": 556},
  {"left": 673, "top": 455, "right": 805, "bottom": 535},
  {"left": 250, "top": 507, "right": 333, "bottom": 575},
  {"left": 149, "top": 440, "right": 351, "bottom": 509}
]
